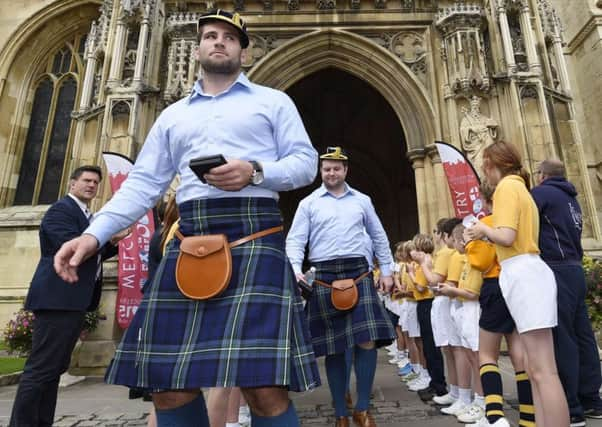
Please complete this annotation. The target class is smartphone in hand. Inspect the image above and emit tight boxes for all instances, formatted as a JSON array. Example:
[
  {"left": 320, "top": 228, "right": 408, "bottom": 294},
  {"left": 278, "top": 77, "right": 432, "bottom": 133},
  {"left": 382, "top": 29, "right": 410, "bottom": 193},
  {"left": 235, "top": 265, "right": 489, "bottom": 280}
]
[{"left": 189, "top": 154, "right": 227, "bottom": 183}]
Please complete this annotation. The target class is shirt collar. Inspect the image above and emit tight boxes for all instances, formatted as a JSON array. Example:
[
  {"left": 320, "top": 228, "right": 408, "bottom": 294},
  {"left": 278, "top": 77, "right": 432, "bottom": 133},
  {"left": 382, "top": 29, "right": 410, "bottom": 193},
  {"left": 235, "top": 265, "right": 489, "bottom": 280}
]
[
  {"left": 187, "top": 72, "right": 251, "bottom": 103},
  {"left": 318, "top": 182, "right": 354, "bottom": 198},
  {"left": 500, "top": 174, "right": 525, "bottom": 185},
  {"left": 67, "top": 193, "right": 89, "bottom": 215}
]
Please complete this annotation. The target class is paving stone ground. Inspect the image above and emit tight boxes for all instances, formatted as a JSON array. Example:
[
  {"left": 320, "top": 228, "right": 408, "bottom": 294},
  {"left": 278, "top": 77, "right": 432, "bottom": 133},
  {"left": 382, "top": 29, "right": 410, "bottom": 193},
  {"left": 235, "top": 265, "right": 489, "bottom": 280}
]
[{"left": 1, "top": 350, "right": 601, "bottom": 426}]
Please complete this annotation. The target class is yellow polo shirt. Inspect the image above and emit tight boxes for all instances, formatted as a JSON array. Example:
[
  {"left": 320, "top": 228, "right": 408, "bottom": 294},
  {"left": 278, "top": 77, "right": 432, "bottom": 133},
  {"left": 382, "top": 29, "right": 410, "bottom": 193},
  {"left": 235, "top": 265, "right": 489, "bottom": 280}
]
[
  {"left": 413, "top": 264, "right": 434, "bottom": 301},
  {"left": 458, "top": 259, "right": 483, "bottom": 301},
  {"left": 447, "top": 250, "right": 465, "bottom": 284},
  {"left": 433, "top": 246, "right": 454, "bottom": 279},
  {"left": 492, "top": 175, "right": 540, "bottom": 262}
]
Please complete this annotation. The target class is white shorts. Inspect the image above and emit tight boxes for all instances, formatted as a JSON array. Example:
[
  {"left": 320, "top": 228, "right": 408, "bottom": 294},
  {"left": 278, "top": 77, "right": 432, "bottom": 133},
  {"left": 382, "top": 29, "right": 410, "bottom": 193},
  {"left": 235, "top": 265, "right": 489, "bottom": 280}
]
[
  {"left": 448, "top": 300, "right": 463, "bottom": 347},
  {"left": 431, "top": 295, "right": 453, "bottom": 347},
  {"left": 404, "top": 301, "right": 421, "bottom": 338},
  {"left": 499, "top": 253, "right": 558, "bottom": 333},
  {"left": 391, "top": 299, "right": 403, "bottom": 317},
  {"left": 459, "top": 300, "right": 480, "bottom": 351},
  {"left": 398, "top": 300, "right": 408, "bottom": 328}
]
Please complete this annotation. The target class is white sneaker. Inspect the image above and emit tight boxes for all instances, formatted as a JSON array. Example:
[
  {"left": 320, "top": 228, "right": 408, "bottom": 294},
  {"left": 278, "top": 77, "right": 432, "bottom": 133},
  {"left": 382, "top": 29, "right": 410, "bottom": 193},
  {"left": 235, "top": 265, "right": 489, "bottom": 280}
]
[
  {"left": 467, "top": 416, "right": 490, "bottom": 427},
  {"left": 238, "top": 404, "right": 251, "bottom": 426},
  {"left": 396, "top": 356, "right": 409, "bottom": 368},
  {"left": 469, "top": 418, "right": 510, "bottom": 427},
  {"left": 441, "top": 400, "right": 468, "bottom": 416},
  {"left": 433, "top": 392, "right": 456, "bottom": 405},
  {"left": 408, "top": 377, "right": 430, "bottom": 391},
  {"left": 457, "top": 404, "right": 485, "bottom": 423}
]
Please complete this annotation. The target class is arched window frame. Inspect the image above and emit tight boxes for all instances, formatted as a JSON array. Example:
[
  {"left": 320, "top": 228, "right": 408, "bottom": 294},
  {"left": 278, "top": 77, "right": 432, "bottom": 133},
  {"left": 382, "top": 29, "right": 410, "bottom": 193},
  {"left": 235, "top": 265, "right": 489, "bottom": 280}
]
[{"left": 13, "top": 35, "right": 86, "bottom": 206}]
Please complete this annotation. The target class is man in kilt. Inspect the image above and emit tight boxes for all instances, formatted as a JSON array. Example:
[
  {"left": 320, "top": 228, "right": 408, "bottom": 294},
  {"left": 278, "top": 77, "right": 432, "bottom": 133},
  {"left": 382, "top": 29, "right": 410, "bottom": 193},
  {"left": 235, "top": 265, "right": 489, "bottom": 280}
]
[
  {"left": 54, "top": 9, "right": 320, "bottom": 427},
  {"left": 286, "top": 147, "right": 396, "bottom": 427}
]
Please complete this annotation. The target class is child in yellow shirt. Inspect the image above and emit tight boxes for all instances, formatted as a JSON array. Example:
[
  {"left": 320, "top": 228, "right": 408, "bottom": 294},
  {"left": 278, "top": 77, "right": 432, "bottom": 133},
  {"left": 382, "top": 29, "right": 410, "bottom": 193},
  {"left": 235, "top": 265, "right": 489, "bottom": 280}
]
[{"left": 408, "top": 234, "right": 446, "bottom": 396}]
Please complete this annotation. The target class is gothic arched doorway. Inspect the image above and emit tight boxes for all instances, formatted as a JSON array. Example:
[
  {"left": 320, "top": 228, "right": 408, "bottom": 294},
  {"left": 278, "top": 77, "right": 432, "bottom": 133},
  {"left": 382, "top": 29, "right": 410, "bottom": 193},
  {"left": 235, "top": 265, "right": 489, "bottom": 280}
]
[
  {"left": 248, "top": 28, "right": 440, "bottom": 237},
  {"left": 279, "top": 67, "right": 418, "bottom": 245}
]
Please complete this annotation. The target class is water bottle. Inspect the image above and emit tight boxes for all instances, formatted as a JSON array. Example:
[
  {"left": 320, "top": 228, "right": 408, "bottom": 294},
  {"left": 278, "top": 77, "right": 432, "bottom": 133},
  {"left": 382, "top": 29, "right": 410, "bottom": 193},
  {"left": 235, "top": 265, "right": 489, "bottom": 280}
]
[
  {"left": 304, "top": 266, "right": 316, "bottom": 286},
  {"left": 299, "top": 266, "right": 316, "bottom": 300}
]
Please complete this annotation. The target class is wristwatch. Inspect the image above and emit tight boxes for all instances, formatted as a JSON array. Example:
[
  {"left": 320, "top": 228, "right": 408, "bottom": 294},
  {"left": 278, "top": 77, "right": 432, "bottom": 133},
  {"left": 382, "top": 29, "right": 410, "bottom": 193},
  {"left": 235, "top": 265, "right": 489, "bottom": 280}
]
[{"left": 249, "top": 160, "right": 264, "bottom": 185}]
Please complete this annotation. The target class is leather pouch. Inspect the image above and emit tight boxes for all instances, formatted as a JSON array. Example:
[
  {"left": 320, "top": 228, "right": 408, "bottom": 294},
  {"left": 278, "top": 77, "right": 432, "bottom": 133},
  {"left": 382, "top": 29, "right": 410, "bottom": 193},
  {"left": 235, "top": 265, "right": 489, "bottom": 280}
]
[
  {"left": 331, "top": 278, "right": 358, "bottom": 311},
  {"left": 175, "top": 234, "right": 232, "bottom": 300}
]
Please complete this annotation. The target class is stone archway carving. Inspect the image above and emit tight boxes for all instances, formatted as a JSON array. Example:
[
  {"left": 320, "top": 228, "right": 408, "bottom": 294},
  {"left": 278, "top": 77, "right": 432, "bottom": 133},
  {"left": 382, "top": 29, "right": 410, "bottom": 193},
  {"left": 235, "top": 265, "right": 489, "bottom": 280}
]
[{"left": 248, "top": 28, "right": 438, "bottom": 153}]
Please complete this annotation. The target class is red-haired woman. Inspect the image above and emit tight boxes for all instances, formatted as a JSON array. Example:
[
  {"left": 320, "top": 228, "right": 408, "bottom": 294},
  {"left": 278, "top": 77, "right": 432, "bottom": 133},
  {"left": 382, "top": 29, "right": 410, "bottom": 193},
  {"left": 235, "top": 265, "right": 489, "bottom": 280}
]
[{"left": 465, "top": 140, "right": 569, "bottom": 427}]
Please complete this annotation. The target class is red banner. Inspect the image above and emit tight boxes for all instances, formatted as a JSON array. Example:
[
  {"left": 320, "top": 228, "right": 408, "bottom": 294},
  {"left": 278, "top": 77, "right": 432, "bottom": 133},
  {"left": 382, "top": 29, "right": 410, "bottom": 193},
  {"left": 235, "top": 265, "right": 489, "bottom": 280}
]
[
  {"left": 102, "top": 152, "right": 155, "bottom": 329},
  {"left": 434, "top": 141, "right": 486, "bottom": 220}
]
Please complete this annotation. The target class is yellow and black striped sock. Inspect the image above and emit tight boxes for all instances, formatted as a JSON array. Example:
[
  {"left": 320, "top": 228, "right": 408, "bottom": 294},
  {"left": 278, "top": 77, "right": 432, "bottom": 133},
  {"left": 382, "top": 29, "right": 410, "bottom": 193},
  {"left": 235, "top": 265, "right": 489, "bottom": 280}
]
[
  {"left": 516, "top": 371, "right": 536, "bottom": 427},
  {"left": 480, "top": 363, "right": 504, "bottom": 423}
]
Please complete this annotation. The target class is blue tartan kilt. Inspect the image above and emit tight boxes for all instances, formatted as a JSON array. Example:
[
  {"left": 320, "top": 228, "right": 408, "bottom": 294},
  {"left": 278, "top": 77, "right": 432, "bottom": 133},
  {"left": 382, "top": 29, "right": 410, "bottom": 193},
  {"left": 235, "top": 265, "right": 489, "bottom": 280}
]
[
  {"left": 307, "top": 257, "right": 396, "bottom": 357},
  {"left": 105, "top": 198, "right": 320, "bottom": 392}
]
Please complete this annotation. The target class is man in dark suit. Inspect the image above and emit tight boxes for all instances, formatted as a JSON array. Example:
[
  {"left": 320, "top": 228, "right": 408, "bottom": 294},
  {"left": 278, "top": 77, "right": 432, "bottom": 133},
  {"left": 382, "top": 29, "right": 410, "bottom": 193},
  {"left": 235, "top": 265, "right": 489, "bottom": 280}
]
[{"left": 9, "top": 165, "right": 126, "bottom": 427}]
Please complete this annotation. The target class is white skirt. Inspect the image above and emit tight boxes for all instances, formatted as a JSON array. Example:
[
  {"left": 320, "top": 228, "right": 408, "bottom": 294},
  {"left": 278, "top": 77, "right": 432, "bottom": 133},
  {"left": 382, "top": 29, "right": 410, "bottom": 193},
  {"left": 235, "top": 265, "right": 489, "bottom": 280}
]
[
  {"left": 499, "top": 253, "right": 557, "bottom": 334},
  {"left": 431, "top": 295, "right": 453, "bottom": 347}
]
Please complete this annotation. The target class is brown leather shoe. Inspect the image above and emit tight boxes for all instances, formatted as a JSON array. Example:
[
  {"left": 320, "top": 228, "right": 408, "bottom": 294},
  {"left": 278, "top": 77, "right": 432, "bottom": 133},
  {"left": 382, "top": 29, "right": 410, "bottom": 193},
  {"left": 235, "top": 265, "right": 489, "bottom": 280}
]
[
  {"left": 335, "top": 416, "right": 350, "bottom": 427},
  {"left": 345, "top": 392, "right": 353, "bottom": 409},
  {"left": 352, "top": 410, "right": 376, "bottom": 427}
]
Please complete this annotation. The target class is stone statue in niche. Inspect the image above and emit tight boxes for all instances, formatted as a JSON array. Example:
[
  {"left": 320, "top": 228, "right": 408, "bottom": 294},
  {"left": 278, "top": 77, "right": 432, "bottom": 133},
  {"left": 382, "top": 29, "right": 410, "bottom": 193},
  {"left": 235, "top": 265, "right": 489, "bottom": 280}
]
[{"left": 459, "top": 95, "right": 498, "bottom": 173}]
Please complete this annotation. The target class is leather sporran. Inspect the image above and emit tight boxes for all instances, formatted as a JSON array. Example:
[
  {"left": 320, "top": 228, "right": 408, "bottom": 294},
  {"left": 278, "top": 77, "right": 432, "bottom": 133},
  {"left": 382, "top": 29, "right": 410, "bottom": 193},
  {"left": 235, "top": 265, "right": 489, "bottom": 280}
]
[
  {"left": 175, "top": 233, "right": 232, "bottom": 300},
  {"left": 330, "top": 278, "right": 359, "bottom": 311}
]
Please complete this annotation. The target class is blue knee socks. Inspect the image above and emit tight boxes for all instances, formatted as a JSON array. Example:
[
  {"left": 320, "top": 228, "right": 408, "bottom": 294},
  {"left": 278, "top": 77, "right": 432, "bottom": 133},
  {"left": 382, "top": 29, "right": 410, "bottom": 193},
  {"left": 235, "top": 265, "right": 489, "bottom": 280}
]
[
  {"left": 326, "top": 352, "right": 350, "bottom": 417},
  {"left": 251, "top": 401, "right": 299, "bottom": 427},
  {"left": 155, "top": 394, "right": 209, "bottom": 427},
  {"left": 354, "top": 346, "right": 377, "bottom": 412},
  {"left": 344, "top": 348, "right": 353, "bottom": 395}
]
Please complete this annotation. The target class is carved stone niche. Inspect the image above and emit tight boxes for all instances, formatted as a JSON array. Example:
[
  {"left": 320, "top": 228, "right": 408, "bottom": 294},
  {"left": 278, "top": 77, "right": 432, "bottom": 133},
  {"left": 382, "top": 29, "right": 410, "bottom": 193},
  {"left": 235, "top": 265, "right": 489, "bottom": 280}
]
[
  {"left": 389, "top": 31, "right": 427, "bottom": 86},
  {"left": 436, "top": 2, "right": 490, "bottom": 95},
  {"left": 317, "top": 0, "right": 335, "bottom": 9},
  {"left": 242, "top": 35, "right": 271, "bottom": 69}
]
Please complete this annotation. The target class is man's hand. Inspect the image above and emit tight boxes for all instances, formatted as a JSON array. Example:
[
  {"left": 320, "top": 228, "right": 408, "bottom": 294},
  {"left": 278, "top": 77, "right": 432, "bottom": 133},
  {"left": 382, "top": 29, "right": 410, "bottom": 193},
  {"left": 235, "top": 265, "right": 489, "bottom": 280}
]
[
  {"left": 110, "top": 227, "right": 131, "bottom": 246},
  {"left": 204, "top": 160, "right": 254, "bottom": 191},
  {"left": 54, "top": 234, "right": 99, "bottom": 283},
  {"left": 379, "top": 275, "right": 394, "bottom": 293},
  {"left": 295, "top": 272, "right": 306, "bottom": 283}
]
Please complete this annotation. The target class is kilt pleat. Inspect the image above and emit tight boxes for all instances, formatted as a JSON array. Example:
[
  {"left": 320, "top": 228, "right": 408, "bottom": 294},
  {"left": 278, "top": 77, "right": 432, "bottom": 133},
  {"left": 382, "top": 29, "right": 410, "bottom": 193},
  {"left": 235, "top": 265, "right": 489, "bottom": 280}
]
[
  {"left": 307, "top": 257, "right": 395, "bottom": 357},
  {"left": 105, "top": 198, "right": 320, "bottom": 392}
]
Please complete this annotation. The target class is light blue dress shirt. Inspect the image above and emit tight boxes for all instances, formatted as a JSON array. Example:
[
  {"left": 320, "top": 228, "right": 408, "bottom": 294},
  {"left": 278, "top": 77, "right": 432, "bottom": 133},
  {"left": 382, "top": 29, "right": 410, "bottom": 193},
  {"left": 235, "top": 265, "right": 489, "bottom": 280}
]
[
  {"left": 286, "top": 183, "right": 394, "bottom": 277},
  {"left": 87, "top": 73, "right": 318, "bottom": 246}
]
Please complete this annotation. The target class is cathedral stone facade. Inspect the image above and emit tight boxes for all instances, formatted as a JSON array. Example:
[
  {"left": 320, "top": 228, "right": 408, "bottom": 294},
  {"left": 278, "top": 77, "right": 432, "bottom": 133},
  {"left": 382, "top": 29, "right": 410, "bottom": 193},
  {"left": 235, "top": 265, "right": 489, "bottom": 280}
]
[{"left": 0, "top": 0, "right": 601, "bottom": 372}]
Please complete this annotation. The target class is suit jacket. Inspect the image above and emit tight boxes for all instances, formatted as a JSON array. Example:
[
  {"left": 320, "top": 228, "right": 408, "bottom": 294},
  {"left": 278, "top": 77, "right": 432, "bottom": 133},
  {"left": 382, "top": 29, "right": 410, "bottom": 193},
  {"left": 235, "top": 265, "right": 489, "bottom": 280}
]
[{"left": 25, "top": 196, "right": 118, "bottom": 312}]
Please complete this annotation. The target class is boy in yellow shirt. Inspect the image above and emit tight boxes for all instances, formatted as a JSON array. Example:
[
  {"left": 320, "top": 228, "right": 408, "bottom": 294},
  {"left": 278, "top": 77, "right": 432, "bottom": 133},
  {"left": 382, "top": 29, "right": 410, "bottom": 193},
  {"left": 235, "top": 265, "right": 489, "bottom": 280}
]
[
  {"left": 407, "top": 234, "right": 447, "bottom": 397},
  {"left": 418, "top": 218, "right": 462, "bottom": 405},
  {"left": 438, "top": 223, "right": 484, "bottom": 423}
]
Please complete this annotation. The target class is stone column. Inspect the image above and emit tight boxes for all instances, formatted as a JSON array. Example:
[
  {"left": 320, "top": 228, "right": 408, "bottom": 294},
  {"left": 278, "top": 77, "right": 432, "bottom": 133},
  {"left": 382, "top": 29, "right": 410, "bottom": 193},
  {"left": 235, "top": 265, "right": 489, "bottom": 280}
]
[
  {"left": 519, "top": 3, "right": 541, "bottom": 74},
  {"left": 497, "top": 5, "right": 517, "bottom": 73},
  {"left": 78, "top": 22, "right": 98, "bottom": 111},
  {"left": 408, "top": 149, "right": 429, "bottom": 233},
  {"left": 551, "top": 32, "right": 571, "bottom": 94},
  {"left": 133, "top": 4, "right": 151, "bottom": 84},
  {"left": 107, "top": 12, "right": 128, "bottom": 85}
]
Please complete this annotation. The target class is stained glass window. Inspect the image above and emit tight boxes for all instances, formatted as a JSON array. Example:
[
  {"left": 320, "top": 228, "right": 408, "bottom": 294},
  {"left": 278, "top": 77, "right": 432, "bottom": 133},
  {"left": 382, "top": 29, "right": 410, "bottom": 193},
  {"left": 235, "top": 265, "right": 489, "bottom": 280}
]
[{"left": 14, "top": 34, "right": 86, "bottom": 205}]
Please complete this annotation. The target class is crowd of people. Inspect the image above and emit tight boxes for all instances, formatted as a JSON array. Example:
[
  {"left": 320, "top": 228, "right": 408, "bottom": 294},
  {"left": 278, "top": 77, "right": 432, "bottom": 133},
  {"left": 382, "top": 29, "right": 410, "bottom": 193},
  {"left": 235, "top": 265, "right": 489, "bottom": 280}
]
[{"left": 7, "top": 8, "right": 602, "bottom": 427}]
